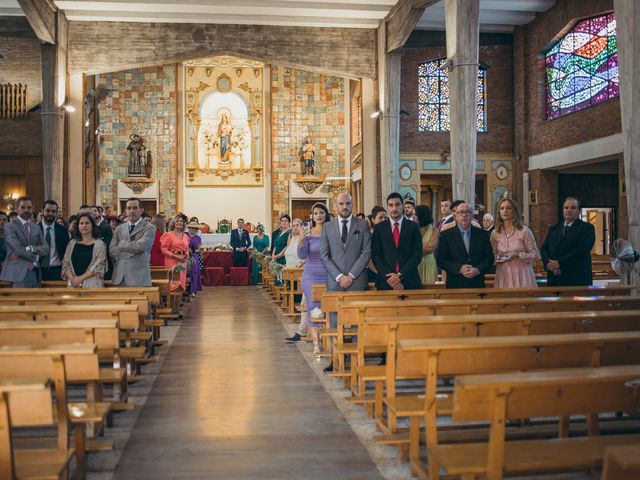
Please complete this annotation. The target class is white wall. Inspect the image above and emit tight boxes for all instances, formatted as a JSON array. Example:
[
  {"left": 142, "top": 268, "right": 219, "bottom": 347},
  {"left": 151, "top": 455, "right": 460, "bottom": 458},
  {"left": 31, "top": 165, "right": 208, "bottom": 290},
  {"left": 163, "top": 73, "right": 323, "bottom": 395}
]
[
  {"left": 180, "top": 187, "right": 269, "bottom": 227},
  {"left": 67, "top": 73, "right": 83, "bottom": 212}
]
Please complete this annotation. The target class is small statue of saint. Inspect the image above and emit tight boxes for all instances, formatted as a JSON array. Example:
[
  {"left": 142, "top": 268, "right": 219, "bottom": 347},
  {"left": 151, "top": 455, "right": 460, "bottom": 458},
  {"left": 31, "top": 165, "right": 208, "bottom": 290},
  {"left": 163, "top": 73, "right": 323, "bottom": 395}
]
[
  {"left": 299, "top": 137, "right": 315, "bottom": 176},
  {"left": 217, "top": 113, "right": 233, "bottom": 165},
  {"left": 127, "top": 134, "right": 147, "bottom": 177}
]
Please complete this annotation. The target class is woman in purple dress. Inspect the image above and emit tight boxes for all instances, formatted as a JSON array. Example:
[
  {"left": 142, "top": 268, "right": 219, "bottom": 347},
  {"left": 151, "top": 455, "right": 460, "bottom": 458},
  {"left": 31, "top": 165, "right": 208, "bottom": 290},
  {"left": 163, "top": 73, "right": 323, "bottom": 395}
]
[
  {"left": 297, "top": 202, "right": 330, "bottom": 357},
  {"left": 187, "top": 222, "right": 203, "bottom": 296}
]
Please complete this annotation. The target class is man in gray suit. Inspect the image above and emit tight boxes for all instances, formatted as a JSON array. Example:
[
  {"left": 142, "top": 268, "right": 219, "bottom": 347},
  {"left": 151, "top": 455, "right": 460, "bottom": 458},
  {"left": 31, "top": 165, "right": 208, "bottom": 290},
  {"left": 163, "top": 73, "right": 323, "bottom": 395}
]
[
  {"left": 0, "top": 196, "right": 49, "bottom": 287},
  {"left": 109, "top": 197, "right": 156, "bottom": 287},
  {"left": 320, "top": 192, "right": 371, "bottom": 372}
]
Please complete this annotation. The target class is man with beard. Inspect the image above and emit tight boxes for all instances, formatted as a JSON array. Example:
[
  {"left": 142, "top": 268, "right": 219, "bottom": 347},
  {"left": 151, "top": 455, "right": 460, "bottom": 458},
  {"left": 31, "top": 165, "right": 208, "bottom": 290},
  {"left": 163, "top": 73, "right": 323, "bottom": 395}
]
[{"left": 38, "top": 200, "right": 70, "bottom": 281}]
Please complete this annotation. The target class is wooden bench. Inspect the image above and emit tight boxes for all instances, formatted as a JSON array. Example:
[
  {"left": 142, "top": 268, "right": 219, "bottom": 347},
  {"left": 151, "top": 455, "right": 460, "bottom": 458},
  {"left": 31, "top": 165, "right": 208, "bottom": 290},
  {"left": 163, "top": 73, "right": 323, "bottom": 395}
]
[
  {"left": 0, "top": 344, "right": 112, "bottom": 471},
  {"left": 396, "top": 332, "right": 640, "bottom": 475},
  {"left": 280, "top": 267, "right": 303, "bottom": 317},
  {"left": 348, "top": 309, "right": 640, "bottom": 421},
  {"left": 428, "top": 365, "right": 640, "bottom": 480},
  {"left": 332, "top": 296, "right": 640, "bottom": 378},
  {"left": 0, "top": 304, "right": 140, "bottom": 330},
  {"left": 0, "top": 378, "right": 75, "bottom": 480},
  {"left": 0, "top": 320, "right": 129, "bottom": 403},
  {"left": 602, "top": 444, "right": 640, "bottom": 479}
]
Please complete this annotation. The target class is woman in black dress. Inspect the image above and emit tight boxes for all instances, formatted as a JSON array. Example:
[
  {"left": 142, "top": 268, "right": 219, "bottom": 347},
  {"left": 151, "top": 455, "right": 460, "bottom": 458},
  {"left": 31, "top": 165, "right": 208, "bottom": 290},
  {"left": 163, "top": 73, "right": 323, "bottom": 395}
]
[{"left": 61, "top": 213, "right": 107, "bottom": 288}]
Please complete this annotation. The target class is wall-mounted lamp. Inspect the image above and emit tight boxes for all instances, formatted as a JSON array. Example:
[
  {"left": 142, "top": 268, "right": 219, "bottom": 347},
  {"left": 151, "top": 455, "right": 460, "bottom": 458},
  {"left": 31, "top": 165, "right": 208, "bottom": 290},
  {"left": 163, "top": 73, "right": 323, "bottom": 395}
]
[
  {"left": 40, "top": 105, "right": 76, "bottom": 116},
  {"left": 370, "top": 110, "right": 382, "bottom": 119},
  {"left": 370, "top": 109, "right": 410, "bottom": 120}
]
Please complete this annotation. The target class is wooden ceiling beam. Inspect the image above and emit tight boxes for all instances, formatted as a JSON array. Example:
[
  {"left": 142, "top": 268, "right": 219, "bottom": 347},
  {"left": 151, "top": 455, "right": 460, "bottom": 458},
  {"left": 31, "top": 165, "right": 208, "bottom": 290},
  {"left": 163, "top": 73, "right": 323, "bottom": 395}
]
[
  {"left": 16, "top": 0, "right": 57, "bottom": 44},
  {"left": 385, "top": 0, "right": 439, "bottom": 53}
]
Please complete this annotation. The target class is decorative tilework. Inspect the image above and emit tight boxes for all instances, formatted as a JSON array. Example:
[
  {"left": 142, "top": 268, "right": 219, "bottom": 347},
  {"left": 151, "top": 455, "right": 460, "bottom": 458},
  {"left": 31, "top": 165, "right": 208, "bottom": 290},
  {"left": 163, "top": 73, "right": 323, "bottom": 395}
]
[
  {"left": 97, "top": 65, "right": 177, "bottom": 213},
  {"left": 270, "top": 66, "right": 345, "bottom": 221}
]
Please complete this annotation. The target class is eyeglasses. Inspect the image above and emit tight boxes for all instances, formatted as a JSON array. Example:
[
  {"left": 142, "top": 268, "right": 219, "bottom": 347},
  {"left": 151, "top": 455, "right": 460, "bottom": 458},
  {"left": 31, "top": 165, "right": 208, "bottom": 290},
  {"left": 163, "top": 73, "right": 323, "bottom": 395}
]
[{"left": 456, "top": 210, "right": 472, "bottom": 216}]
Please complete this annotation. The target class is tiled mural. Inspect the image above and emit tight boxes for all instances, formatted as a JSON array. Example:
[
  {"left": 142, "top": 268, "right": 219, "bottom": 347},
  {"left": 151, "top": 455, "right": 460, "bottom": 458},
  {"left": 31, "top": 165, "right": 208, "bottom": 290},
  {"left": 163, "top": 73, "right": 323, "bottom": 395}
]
[
  {"left": 270, "top": 67, "right": 346, "bottom": 220},
  {"left": 97, "top": 65, "right": 177, "bottom": 213}
]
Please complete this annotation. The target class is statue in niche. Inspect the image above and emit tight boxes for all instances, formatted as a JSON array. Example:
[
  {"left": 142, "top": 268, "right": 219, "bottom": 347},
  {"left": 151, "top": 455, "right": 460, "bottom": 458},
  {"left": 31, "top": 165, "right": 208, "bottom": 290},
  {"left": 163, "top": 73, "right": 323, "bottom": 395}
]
[
  {"left": 299, "top": 137, "right": 316, "bottom": 176},
  {"left": 127, "top": 134, "right": 148, "bottom": 177},
  {"left": 217, "top": 112, "right": 233, "bottom": 165}
]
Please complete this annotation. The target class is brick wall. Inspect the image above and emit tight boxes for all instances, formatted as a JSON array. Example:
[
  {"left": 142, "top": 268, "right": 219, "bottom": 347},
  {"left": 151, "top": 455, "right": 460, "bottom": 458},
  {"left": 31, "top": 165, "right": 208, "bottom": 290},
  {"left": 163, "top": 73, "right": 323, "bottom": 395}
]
[
  {"left": 400, "top": 39, "right": 514, "bottom": 155},
  {"left": 0, "top": 36, "right": 43, "bottom": 157}
]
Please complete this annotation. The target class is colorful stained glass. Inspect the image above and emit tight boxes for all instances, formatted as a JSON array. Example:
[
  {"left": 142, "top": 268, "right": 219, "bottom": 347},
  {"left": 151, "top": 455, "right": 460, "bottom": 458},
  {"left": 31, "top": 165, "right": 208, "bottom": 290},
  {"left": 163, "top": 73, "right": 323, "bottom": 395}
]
[
  {"left": 545, "top": 13, "right": 618, "bottom": 120},
  {"left": 418, "top": 58, "right": 487, "bottom": 132}
]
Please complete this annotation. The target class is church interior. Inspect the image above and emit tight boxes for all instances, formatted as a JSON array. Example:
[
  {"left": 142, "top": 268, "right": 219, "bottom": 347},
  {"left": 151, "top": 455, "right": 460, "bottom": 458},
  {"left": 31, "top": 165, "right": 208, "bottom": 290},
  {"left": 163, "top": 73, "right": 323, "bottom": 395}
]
[{"left": 1, "top": 0, "right": 640, "bottom": 478}]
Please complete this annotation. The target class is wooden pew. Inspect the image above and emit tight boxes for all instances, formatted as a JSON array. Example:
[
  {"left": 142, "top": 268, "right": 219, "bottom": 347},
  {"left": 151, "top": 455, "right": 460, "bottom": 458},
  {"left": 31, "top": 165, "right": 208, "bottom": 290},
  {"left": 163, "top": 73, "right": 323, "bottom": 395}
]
[
  {"left": 0, "top": 344, "right": 112, "bottom": 472},
  {"left": 280, "top": 267, "right": 303, "bottom": 317},
  {"left": 0, "top": 320, "right": 129, "bottom": 403},
  {"left": 396, "top": 332, "right": 640, "bottom": 476},
  {"left": 351, "top": 309, "right": 640, "bottom": 418},
  {"left": 0, "top": 379, "right": 75, "bottom": 480},
  {"left": 332, "top": 296, "right": 640, "bottom": 377},
  {"left": 602, "top": 444, "right": 640, "bottom": 480},
  {"left": 0, "top": 303, "right": 139, "bottom": 330},
  {"left": 429, "top": 365, "right": 640, "bottom": 480}
]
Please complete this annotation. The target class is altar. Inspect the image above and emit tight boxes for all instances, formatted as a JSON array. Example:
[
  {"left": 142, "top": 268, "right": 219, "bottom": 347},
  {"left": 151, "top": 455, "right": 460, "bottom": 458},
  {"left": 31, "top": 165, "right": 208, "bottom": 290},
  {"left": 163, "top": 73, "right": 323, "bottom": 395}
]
[{"left": 200, "top": 233, "right": 257, "bottom": 248}]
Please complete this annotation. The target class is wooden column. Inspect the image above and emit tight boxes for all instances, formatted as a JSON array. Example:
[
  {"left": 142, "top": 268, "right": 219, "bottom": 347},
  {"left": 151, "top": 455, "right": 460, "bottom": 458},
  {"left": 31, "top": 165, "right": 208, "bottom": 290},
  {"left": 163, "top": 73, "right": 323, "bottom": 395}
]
[
  {"left": 615, "top": 0, "right": 640, "bottom": 292},
  {"left": 378, "top": 23, "right": 400, "bottom": 199},
  {"left": 445, "top": 0, "right": 479, "bottom": 206}
]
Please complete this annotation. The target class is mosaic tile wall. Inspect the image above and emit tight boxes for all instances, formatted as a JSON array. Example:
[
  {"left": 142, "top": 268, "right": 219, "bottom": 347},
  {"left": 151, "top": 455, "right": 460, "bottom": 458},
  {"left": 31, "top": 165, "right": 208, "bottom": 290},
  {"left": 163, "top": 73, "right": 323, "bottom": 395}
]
[
  {"left": 97, "top": 65, "right": 177, "bottom": 213},
  {"left": 270, "top": 66, "right": 346, "bottom": 221}
]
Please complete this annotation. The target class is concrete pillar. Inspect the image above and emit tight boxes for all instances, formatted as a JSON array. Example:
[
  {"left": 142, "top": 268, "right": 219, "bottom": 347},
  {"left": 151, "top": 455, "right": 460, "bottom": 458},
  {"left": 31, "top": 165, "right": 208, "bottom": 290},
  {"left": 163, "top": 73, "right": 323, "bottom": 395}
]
[
  {"left": 614, "top": 0, "right": 640, "bottom": 292},
  {"left": 378, "top": 22, "right": 400, "bottom": 199},
  {"left": 362, "top": 78, "right": 378, "bottom": 212},
  {"left": 445, "top": 0, "right": 479, "bottom": 206}
]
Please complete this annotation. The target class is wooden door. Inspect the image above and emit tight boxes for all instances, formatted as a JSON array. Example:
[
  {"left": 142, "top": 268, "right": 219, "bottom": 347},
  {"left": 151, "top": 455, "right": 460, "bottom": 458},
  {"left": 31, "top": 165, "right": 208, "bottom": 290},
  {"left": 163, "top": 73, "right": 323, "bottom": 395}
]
[{"left": 291, "top": 200, "right": 320, "bottom": 223}]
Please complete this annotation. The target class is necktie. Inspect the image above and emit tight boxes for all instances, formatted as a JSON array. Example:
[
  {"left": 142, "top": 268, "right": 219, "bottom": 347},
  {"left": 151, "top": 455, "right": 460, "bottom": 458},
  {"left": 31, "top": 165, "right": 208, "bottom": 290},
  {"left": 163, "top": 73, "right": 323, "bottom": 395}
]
[
  {"left": 562, "top": 224, "right": 569, "bottom": 237},
  {"left": 462, "top": 229, "right": 470, "bottom": 253},
  {"left": 393, "top": 222, "right": 400, "bottom": 273},
  {"left": 341, "top": 219, "right": 348, "bottom": 244},
  {"left": 129, "top": 223, "right": 135, "bottom": 235},
  {"left": 42, "top": 226, "right": 52, "bottom": 268}
]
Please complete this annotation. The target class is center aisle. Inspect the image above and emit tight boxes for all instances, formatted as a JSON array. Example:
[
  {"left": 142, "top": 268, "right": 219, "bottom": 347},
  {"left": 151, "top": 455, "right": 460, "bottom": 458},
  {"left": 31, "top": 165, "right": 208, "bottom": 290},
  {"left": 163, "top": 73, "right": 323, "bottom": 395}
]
[{"left": 114, "top": 286, "right": 385, "bottom": 480}]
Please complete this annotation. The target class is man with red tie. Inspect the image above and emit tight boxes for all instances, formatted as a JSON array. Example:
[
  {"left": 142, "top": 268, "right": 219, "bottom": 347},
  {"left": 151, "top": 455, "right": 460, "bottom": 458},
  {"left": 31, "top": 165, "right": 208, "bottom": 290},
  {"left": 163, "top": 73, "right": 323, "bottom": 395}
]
[{"left": 371, "top": 192, "right": 422, "bottom": 290}]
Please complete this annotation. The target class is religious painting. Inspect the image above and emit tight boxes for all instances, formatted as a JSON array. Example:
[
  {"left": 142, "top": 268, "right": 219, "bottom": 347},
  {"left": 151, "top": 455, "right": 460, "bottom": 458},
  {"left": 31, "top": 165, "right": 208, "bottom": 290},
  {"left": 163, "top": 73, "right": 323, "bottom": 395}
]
[{"left": 184, "top": 57, "right": 264, "bottom": 186}]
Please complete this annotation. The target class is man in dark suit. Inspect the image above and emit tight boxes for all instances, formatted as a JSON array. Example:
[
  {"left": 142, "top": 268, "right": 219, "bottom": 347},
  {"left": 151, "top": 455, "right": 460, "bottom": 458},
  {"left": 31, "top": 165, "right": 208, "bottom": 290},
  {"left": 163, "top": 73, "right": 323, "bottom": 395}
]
[
  {"left": 436, "top": 199, "right": 454, "bottom": 230},
  {"left": 92, "top": 205, "right": 113, "bottom": 280},
  {"left": 436, "top": 201, "right": 493, "bottom": 288},
  {"left": 38, "top": 200, "right": 69, "bottom": 281},
  {"left": 371, "top": 192, "right": 422, "bottom": 290},
  {"left": 541, "top": 197, "right": 595, "bottom": 286},
  {"left": 230, "top": 218, "right": 251, "bottom": 267}
]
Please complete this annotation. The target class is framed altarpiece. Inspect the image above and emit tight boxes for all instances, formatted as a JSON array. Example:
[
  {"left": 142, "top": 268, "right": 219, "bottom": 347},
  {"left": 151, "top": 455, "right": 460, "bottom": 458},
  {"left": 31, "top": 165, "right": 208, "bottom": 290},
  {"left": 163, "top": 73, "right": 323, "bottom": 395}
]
[{"left": 184, "top": 57, "right": 264, "bottom": 187}]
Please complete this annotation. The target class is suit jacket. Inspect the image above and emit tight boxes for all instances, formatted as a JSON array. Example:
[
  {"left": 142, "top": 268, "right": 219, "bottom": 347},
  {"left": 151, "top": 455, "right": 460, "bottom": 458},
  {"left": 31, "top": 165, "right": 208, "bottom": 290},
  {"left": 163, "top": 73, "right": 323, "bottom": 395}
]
[
  {"left": 109, "top": 221, "right": 156, "bottom": 287},
  {"left": 540, "top": 219, "right": 595, "bottom": 286},
  {"left": 38, "top": 221, "right": 69, "bottom": 267},
  {"left": 320, "top": 216, "right": 371, "bottom": 291},
  {"left": 230, "top": 228, "right": 251, "bottom": 251},
  {"left": 436, "top": 225, "right": 493, "bottom": 288},
  {"left": 0, "top": 219, "right": 50, "bottom": 283},
  {"left": 371, "top": 218, "right": 423, "bottom": 290}
]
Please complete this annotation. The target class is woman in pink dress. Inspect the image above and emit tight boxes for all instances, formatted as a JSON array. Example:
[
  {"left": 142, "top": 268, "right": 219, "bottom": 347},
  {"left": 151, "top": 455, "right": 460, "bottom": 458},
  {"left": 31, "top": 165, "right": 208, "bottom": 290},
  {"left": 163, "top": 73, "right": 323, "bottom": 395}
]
[
  {"left": 160, "top": 215, "right": 190, "bottom": 292},
  {"left": 490, "top": 197, "right": 540, "bottom": 288}
]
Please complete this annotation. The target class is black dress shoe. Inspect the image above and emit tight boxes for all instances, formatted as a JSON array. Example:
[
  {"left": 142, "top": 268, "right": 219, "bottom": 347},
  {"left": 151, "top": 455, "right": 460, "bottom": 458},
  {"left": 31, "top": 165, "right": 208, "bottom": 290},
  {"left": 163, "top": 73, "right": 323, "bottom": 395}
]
[
  {"left": 323, "top": 363, "right": 334, "bottom": 373},
  {"left": 285, "top": 333, "right": 302, "bottom": 343}
]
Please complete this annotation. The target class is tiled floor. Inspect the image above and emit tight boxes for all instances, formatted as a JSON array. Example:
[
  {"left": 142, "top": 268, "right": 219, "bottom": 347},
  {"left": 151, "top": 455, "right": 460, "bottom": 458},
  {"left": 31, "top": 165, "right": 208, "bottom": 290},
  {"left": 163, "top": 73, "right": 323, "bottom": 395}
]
[{"left": 112, "top": 286, "right": 383, "bottom": 479}]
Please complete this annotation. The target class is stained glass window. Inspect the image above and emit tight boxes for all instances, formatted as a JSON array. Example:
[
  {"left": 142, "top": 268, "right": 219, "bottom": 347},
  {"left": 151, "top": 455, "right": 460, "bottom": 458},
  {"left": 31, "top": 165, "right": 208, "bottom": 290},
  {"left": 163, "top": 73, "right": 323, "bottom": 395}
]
[
  {"left": 418, "top": 58, "right": 487, "bottom": 132},
  {"left": 545, "top": 13, "right": 618, "bottom": 120}
]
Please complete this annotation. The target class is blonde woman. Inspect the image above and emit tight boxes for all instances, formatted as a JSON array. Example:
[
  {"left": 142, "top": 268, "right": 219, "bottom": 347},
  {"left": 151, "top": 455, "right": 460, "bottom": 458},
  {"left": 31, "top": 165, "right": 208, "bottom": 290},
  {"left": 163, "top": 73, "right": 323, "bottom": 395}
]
[{"left": 491, "top": 197, "right": 540, "bottom": 288}]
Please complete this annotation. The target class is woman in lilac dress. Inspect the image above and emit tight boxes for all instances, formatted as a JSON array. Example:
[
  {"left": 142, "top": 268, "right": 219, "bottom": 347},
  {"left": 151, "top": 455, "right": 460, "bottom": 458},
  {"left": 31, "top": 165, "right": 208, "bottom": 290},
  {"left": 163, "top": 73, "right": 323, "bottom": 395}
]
[
  {"left": 297, "top": 202, "right": 330, "bottom": 357},
  {"left": 490, "top": 197, "right": 540, "bottom": 288},
  {"left": 187, "top": 222, "right": 203, "bottom": 296}
]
